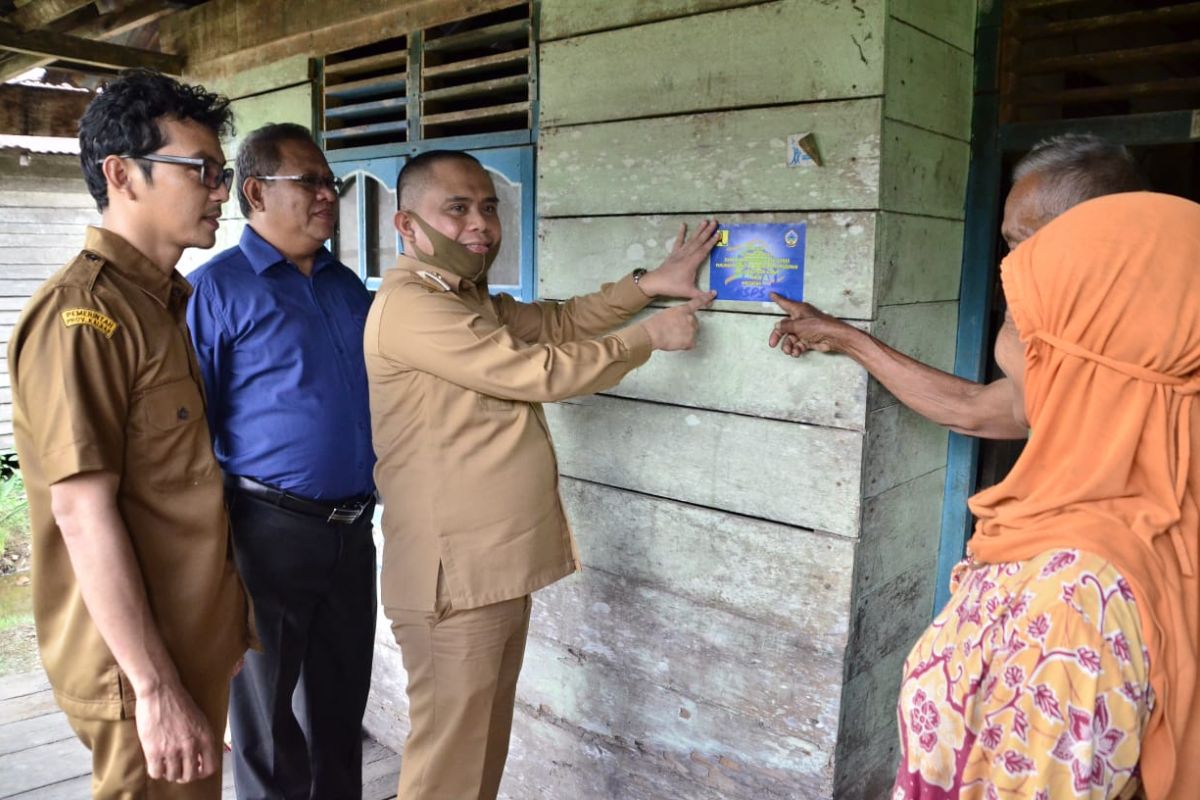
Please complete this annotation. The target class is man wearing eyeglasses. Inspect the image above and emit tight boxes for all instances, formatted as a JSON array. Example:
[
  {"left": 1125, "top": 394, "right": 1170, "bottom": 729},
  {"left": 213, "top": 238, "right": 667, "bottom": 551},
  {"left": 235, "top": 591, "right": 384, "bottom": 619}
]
[
  {"left": 187, "top": 122, "right": 377, "bottom": 800},
  {"left": 8, "top": 69, "right": 252, "bottom": 797}
]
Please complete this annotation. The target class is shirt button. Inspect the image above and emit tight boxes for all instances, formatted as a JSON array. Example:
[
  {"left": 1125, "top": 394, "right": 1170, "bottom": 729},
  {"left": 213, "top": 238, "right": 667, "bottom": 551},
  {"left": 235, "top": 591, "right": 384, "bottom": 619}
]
[{"left": 177, "top": 407, "right": 190, "bottom": 421}]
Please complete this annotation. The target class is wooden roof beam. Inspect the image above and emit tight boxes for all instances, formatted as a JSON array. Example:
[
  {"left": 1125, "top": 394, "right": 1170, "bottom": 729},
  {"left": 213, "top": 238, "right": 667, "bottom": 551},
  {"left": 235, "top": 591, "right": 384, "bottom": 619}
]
[
  {"left": 0, "top": 19, "right": 183, "bottom": 75},
  {"left": 0, "top": 1, "right": 176, "bottom": 82},
  {"left": 0, "top": 82, "right": 92, "bottom": 137},
  {"left": 7, "top": 0, "right": 95, "bottom": 32}
]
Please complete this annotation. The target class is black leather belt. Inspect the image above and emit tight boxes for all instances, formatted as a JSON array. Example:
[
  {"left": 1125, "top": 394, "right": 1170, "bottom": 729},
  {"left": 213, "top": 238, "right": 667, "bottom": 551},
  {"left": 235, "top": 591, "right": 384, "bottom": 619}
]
[{"left": 225, "top": 475, "right": 373, "bottom": 525}]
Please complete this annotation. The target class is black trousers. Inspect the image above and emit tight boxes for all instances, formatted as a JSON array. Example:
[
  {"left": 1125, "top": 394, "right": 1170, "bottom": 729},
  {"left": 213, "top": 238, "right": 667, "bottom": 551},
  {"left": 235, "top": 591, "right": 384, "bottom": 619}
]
[{"left": 227, "top": 489, "right": 377, "bottom": 800}]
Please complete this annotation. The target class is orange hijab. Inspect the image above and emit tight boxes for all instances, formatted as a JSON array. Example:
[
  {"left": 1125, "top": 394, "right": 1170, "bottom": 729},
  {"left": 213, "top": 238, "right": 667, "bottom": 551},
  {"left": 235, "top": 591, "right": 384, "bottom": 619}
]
[{"left": 968, "top": 192, "right": 1199, "bottom": 799}]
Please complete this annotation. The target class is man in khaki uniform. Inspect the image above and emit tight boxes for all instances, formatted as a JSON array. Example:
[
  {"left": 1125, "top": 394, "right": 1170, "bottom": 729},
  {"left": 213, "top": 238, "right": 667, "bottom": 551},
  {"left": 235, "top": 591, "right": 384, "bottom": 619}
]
[
  {"left": 8, "top": 70, "right": 252, "bottom": 798},
  {"left": 364, "top": 149, "right": 718, "bottom": 799}
]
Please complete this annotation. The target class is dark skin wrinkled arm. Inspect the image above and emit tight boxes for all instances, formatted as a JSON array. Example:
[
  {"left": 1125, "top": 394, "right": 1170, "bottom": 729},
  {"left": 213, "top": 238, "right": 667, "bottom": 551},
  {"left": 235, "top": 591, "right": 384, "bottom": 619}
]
[{"left": 768, "top": 294, "right": 1028, "bottom": 439}]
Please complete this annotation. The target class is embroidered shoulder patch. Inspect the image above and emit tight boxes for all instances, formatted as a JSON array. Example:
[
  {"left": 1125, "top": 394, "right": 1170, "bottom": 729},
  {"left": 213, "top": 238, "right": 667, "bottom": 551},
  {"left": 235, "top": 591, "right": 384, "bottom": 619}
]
[{"left": 61, "top": 308, "right": 119, "bottom": 339}]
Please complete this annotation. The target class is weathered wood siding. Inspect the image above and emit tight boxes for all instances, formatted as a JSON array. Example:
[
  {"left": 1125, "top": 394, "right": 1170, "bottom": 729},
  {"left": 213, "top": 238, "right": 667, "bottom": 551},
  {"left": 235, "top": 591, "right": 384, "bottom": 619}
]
[
  {"left": 0, "top": 151, "right": 98, "bottom": 450},
  {"left": 833, "top": 6, "right": 976, "bottom": 797},
  {"left": 539, "top": 1, "right": 882, "bottom": 126},
  {"left": 530, "top": 1, "right": 975, "bottom": 798}
]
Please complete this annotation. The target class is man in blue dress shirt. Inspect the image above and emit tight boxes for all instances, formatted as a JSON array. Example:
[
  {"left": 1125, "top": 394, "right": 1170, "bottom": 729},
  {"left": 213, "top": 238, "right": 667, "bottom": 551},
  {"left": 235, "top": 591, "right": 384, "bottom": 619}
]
[{"left": 187, "top": 123, "right": 376, "bottom": 800}]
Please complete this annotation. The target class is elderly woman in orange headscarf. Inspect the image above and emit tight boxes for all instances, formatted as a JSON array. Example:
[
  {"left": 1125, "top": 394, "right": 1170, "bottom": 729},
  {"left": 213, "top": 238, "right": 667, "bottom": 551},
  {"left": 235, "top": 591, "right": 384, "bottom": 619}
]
[{"left": 884, "top": 192, "right": 1199, "bottom": 799}]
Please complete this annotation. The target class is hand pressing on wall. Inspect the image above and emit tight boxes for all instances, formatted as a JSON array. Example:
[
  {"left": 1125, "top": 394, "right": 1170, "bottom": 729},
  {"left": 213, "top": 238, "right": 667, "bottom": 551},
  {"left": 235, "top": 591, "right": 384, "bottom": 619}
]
[{"left": 643, "top": 292, "right": 716, "bottom": 351}]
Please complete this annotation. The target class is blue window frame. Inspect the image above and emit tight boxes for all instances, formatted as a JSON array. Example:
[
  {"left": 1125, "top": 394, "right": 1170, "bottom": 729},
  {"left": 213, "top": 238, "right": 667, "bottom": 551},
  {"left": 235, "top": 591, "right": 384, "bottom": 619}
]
[
  {"left": 329, "top": 145, "right": 535, "bottom": 298},
  {"left": 320, "top": 3, "right": 539, "bottom": 299}
]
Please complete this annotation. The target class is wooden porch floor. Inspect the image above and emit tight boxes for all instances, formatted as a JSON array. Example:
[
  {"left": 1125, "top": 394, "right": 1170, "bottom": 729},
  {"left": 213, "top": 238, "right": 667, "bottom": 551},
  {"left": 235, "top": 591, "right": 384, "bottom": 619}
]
[{"left": 0, "top": 671, "right": 402, "bottom": 799}]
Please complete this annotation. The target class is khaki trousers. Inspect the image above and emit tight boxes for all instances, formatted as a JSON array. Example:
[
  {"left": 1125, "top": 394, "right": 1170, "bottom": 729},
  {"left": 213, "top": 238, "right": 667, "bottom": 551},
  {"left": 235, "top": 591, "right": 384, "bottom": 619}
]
[
  {"left": 388, "top": 572, "right": 531, "bottom": 800},
  {"left": 65, "top": 679, "right": 229, "bottom": 800}
]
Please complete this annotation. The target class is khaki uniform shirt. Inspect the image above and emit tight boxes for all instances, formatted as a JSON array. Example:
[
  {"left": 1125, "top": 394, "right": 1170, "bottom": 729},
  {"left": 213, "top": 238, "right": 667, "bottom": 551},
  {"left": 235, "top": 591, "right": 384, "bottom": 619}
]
[
  {"left": 9, "top": 227, "right": 252, "bottom": 720},
  {"left": 364, "top": 255, "right": 653, "bottom": 611}
]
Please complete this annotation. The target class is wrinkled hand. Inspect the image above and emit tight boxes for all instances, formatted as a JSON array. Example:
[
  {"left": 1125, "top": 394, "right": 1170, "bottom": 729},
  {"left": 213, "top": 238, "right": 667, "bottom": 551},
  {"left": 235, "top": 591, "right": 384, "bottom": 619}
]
[
  {"left": 643, "top": 292, "right": 716, "bottom": 351},
  {"left": 769, "top": 293, "right": 854, "bottom": 357},
  {"left": 637, "top": 219, "right": 721, "bottom": 300},
  {"left": 136, "top": 682, "right": 217, "bottom": 784}
]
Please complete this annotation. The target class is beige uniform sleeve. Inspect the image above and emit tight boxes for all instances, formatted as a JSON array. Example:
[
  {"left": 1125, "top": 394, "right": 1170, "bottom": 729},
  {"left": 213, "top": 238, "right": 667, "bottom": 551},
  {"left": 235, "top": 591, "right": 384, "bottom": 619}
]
[
  {"left": 373, "top": 282, "right": 653, "bottom": 403},
  {"left": 11, "top": 285, "right": 131, "bottom": 484},
  {"left": 491, "top": 273, "right": 653, "bottom": 346}
]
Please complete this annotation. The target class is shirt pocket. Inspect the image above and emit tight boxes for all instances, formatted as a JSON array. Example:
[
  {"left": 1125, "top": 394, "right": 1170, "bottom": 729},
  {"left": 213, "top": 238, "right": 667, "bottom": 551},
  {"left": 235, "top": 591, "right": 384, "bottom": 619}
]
[
  {"left": 128, "top": 377, "right": 218, "bottom": 489},
  {"left": 476, "top": 393, "right": 518, "bottom": 414}
]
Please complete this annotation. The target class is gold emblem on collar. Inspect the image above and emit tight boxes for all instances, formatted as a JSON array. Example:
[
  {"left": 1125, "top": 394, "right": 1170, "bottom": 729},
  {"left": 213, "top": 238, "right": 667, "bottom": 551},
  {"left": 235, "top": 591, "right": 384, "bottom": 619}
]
[
  {"left": 416, "top": 270, "right": 453, "bottom": 292},
  {"left": 61, "top": 308, "right": 119, "bottom": 339}
]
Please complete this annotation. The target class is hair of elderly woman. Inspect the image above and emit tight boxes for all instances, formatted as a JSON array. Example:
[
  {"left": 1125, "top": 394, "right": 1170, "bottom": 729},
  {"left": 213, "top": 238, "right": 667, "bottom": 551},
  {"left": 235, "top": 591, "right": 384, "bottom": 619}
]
[{"left": 1012, "top": 133, "right": 1149, "bottom": 222}]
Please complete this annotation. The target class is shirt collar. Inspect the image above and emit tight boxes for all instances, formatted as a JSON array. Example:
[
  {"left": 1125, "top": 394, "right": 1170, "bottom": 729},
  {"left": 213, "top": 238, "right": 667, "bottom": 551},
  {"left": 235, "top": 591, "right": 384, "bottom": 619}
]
[
  {"left": 83, "top": 226, "right": 189, "bottom": 309},
  {"left": 241, "top": 224, "right": 337, "bottom": 276},
  {"left": 394, "top": 254, "right": 471, "bottom": 293}
]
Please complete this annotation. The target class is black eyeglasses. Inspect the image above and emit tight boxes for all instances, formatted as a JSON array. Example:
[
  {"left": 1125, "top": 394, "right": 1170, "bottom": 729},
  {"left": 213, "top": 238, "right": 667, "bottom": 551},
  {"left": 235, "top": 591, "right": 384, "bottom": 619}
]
[
  {"left": 101, "top": 153, "right": 234, "bottom": 192},
  {"left": 254, "top": 174, "right": 345, "bottom": 194}
]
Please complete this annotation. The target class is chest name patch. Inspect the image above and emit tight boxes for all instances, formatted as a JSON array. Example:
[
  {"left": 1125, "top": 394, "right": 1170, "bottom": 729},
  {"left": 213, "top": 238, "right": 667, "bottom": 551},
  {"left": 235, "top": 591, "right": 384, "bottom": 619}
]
[{"left": 61, "top": 308, "right": 119, "bottom": 339}]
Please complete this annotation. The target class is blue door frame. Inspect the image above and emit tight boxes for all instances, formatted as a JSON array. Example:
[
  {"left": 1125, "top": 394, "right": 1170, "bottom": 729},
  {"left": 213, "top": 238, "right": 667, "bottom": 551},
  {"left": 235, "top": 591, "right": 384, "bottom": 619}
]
[
  {"left": 933, "top": 4, "right": 1003, "bottom": 614},
  {"left": 934, "top": 4, "right": 1200, "bottom": 613}
]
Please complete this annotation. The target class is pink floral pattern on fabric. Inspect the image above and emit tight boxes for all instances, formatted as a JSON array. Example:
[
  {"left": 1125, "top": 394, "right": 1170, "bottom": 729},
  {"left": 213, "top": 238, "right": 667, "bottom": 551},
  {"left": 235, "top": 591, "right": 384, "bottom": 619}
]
[{"left": 892, "top": 550, "right": 1154, "bottom": 800}]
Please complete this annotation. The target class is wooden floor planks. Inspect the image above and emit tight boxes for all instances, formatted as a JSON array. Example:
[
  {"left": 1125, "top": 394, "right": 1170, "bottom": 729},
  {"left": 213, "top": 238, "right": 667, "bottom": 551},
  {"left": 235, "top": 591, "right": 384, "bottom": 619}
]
[{"left": 0, "top": 671, "right": 402, "bottom": 799}]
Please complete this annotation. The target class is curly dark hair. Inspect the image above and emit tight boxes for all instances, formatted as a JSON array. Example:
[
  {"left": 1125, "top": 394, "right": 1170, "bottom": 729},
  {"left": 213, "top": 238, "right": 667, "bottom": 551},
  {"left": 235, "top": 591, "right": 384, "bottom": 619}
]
[{"left": 79, "top": 69, "right": 234, "bottom": 211}]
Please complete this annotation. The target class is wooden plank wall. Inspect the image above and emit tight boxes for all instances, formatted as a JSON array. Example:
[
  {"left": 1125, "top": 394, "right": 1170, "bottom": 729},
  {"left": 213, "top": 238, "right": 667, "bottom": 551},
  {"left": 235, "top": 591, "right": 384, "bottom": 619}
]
[
  {"left": 529, "top": 1, "right": 891, "bottom": 797},
  {"left": 534, "top": 1, "right": 976, "bottom": 797},
  {"left": 833, "top": 3, "right": 976, "bottom": 796},
  {"left": 0, "top": 151, "right": 98, "bottom": 451}
]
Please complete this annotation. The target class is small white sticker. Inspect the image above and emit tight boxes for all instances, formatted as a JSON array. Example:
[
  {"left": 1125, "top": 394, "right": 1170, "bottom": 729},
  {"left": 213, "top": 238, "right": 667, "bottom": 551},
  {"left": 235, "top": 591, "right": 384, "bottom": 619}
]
[{"left": 787, "top": 132, "right": 822, "bottom": 167}]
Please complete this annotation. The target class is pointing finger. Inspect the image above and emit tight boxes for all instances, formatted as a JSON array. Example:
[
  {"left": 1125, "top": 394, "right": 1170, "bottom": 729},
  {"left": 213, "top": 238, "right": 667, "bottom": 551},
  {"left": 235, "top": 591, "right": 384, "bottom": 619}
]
[{"left": 770, "top": 292, "right": 803, "bottom": 317}]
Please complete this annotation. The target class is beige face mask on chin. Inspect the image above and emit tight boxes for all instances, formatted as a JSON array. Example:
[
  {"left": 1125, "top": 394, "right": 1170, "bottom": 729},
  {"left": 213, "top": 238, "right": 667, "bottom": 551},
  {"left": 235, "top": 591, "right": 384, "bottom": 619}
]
[{"left": 406, "top": 212, "right": 500, "bottom": 284}]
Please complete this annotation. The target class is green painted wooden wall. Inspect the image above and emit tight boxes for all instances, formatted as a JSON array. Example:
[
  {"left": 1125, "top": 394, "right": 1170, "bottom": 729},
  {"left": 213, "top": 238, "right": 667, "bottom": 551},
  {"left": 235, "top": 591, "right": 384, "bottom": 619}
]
[{"left": 531, "top": 1, "right": 976, "bottom": 798}]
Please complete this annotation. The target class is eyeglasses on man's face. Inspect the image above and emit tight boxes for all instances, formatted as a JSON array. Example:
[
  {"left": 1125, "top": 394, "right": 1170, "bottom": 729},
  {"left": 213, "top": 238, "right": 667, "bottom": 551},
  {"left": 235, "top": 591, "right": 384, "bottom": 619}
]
[
  {"left": 253, "top": 174, "right": 345, "bottom": 194},
  {"left": 99, "top": 153, "right": 234, "bottom": 192}
]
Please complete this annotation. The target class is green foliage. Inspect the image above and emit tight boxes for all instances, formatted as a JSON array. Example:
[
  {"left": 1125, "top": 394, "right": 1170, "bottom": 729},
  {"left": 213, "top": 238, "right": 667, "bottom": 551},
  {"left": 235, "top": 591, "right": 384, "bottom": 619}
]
[
  {"left": 0, "top": 452, "right": 17, "bottom": 482},
  {"left": 0, "top": 453, "right": 29, "bottom": 557}
]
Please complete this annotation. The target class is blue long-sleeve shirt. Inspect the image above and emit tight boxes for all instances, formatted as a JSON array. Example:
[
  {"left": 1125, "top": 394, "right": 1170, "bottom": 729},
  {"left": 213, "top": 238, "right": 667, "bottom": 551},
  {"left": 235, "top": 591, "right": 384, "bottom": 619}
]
[{"left": 187, "top": 225, "right": 375, "bottom": 500}]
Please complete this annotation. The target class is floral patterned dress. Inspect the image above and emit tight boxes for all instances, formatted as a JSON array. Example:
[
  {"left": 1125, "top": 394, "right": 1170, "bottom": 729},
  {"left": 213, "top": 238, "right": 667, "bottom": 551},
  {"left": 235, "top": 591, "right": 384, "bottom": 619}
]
[{"left": 892, "top": 550, "right": 1154, "bottom": 800}]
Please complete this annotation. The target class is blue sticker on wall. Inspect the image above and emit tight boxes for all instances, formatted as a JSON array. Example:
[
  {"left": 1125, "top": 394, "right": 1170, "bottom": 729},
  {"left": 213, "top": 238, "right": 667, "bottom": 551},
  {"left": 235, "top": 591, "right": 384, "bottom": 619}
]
[{"left": 709, "top": 223, "right": 806, "bottom": 301}]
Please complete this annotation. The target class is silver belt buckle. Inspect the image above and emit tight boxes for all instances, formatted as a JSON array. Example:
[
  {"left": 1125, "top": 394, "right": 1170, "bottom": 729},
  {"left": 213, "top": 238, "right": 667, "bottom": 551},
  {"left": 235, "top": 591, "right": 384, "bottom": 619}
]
[{"left": 327, "top": 504, "right": 364, "bottom": 524}]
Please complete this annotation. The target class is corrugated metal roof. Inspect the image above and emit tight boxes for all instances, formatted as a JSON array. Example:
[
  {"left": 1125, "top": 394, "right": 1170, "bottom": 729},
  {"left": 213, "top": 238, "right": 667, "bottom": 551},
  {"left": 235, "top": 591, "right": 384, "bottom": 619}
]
[
  {"left": 10, "top": 80, "right": 91, "bottom": 94},
  {"left": 0, "top": 135, "right": 80, "bottom": 155}
]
